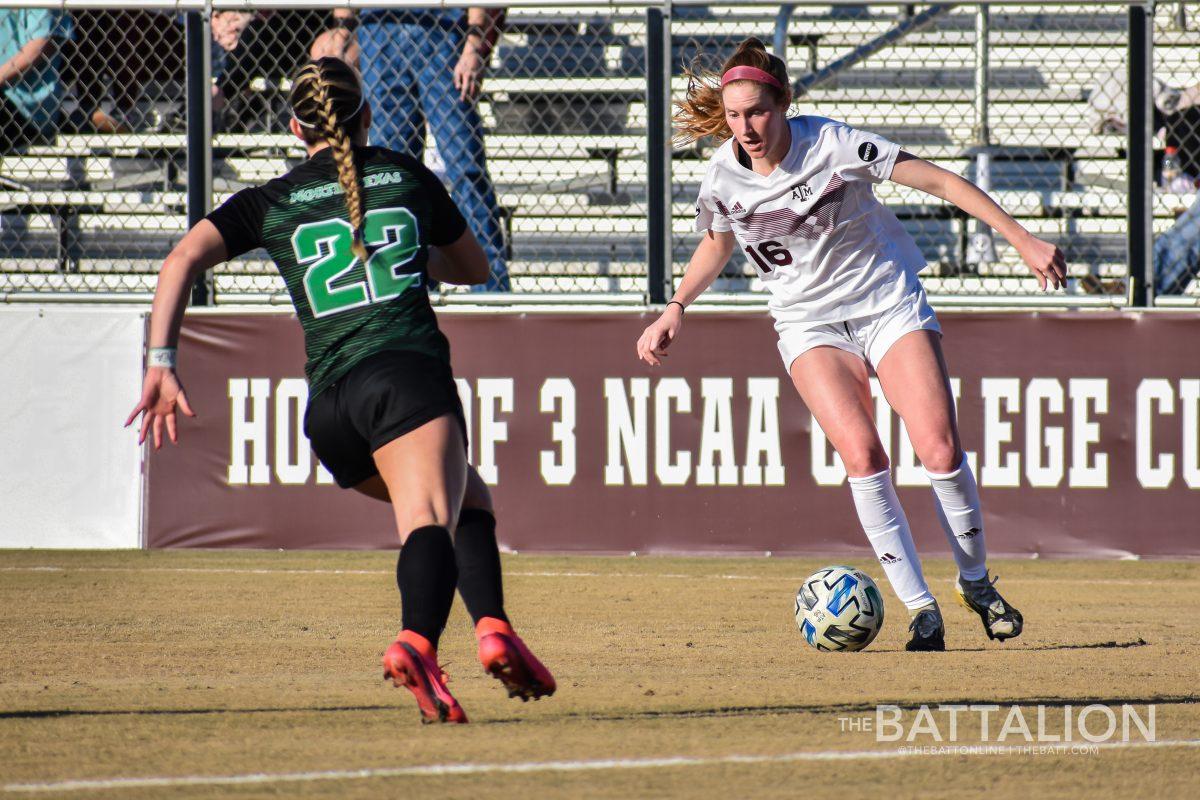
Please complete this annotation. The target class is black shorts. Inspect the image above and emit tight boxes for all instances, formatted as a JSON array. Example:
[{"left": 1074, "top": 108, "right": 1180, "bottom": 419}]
[{"left": 303, "top": 349, "right": 468, "bottom": 489}]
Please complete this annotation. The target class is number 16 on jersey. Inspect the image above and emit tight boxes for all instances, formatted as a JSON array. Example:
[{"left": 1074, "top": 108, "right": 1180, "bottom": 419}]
[{"left": 744, "top": 240, "right": 793, "bottom": 274}]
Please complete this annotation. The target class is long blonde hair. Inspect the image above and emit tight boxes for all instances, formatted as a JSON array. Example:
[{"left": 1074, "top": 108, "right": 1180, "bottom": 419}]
[
  {"left": 674, "top": 37, "right": 792, "bottom": 145},
  {"left": 288, "top": 57, "right": 369, "bottom": 262}
]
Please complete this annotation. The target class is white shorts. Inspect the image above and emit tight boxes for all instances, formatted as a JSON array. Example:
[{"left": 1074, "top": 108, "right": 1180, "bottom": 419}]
[{"left": 775, "top": 290, "right": 941, "bottom": 371}]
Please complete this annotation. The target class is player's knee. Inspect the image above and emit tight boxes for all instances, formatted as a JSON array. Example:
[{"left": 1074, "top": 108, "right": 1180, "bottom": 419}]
[
  {"left": 462, "top": 469, "right": 494, "bottom": 515},
  {"left": 916, "top": 437, "right": 960, "bottom": 474},
  {"left": 394, "top": 499, "right": 456, "bottom": 541},
  {"left": 840, "top": 440, "right": 890, "bottom": 477}
]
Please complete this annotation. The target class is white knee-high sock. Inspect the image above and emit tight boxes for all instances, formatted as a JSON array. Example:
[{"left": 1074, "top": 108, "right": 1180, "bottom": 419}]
[
  {"left": 847, "top": 469, "right": 934, "bottom": 610},
  {"left": 926, "top": 454, "right": 988, "bottom": 581}
]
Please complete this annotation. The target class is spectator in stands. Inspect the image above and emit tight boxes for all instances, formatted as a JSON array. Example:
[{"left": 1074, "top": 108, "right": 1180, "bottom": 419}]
[
  {"left": 210, "top": 10, "right": 255, "bottom": 55},
  {"left": 1089, "top": 67, "right": 1200, "bottom": 176},
  {"left": 0, "top": 8, "right": 72, "bottom": 150},
  {"left": 1153, "top": 80, "right": 1200, "bottom": 295},
  {"left": 213, "top": 10, "right": 333, "bottom": 132},
  {"left": 339, "top": 6, "right": 510, "bottom": 291},
  {"left": 209, "top": 10, "right": 255, "bottom": 125},
  {"left": 64, "top": 10, "right": 149, "bottom": 133},
  {"left": 1156, "top": 83, "right": 1200, "bottom": 181},
  {"left": 1154, "top": 196, "right": 1200, "bottom": 296},
  {"left": 1089, "top": 67, "right": 1200, "bottom": 295}
]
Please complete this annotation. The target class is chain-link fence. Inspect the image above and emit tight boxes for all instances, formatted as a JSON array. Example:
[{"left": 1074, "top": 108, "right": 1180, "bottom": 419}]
[
  {"left": 212, "top": 5, "right": 655, "bottom": 300},
  {"left": 1152, "top": 1, "right": 1200, "bottom": 305},
  {"left": 671, "top": 3, "right": 1137, "bottom": 301},
  {"left": 0, "top": 7, "right": 187, "bottom": 298},
  {"left": 0, "top": 2, "right": 1190, "bottom": 305}
]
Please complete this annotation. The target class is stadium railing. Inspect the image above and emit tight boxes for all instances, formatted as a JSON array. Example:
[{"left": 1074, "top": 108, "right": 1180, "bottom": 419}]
[{"left": 0, "top": 2, "right": 1193, "bottom": 308}]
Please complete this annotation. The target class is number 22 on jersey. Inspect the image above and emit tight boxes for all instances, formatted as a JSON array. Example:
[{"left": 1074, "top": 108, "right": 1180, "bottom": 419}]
[{"left": 292, "top": 207, "right": 421, "bottom": 318}]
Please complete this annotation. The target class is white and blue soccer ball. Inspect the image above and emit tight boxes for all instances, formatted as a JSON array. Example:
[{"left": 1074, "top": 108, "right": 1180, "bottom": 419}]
[{"left": 794, "top": 566, "right": 885, "bottom": 652}]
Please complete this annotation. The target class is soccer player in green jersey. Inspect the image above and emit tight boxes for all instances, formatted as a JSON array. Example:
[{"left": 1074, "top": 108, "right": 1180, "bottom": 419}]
[{"left": 125, "top": 58, "right": 554, "bottom": 724}]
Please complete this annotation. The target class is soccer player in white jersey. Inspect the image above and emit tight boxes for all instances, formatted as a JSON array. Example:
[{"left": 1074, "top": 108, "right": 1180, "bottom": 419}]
[{"left": 636, "top": 38, "right": 1067, "bottom": 651}]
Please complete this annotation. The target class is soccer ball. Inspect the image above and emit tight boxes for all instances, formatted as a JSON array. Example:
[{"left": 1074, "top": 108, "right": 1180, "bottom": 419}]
[{"left": 794, "top": 566, "right": 885, "bottom": 652}]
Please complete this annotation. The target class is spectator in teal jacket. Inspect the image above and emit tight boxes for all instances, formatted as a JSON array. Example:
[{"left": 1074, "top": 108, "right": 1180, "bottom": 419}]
[{"left": 0, "top": 9, "right": 72, "bottom": 150}]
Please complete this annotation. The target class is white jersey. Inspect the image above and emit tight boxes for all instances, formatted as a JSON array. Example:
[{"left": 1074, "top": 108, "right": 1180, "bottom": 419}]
[{"left": 695, "top": 116, "right": 926, "bottom": 327}]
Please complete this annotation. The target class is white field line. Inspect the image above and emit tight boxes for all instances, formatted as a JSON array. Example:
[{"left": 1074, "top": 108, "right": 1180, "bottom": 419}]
[
  {"left": 5, "top": 739, "right": 1200, "bottom": 794},
  {"left": 0, "top": 565, "right": 1188, "bottom": 586}
]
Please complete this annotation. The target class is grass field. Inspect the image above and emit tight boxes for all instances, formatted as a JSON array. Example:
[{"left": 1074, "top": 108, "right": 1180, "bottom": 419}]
[{"left": 2, "top": 550, "right": 1198, "bottom": 798}]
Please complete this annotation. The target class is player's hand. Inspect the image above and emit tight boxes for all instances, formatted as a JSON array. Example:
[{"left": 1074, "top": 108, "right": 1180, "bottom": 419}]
[
  {"left": 636, "top": 305, "right": 684, "bottom": 367},
  {"left": 310, "top": 27, "right": 360, "bottom": 69},
  {"left": 453, "top": 46, "right": 486, "bottom": 103},
  {"left": 211, "top": 10, "right": 254, "bottom": 52},
  {"left": 124, "top": 368, "right": 196, "bottom": 450},
  {"left": 1017, "top": 233, "right": 1067, "bottom": 291}
]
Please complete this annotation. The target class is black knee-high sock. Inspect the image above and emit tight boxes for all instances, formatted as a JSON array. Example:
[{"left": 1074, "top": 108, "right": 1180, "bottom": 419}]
[
  {"left": 396, "top": 526, "right": 458, "bottom": 649},
  {"left": 454, "top": 509, "right": 508, "bottom": 624}
]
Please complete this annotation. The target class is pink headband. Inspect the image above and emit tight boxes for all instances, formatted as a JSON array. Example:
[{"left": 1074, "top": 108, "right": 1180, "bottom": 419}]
[{"left": 721, "top": 66, "right": 784, "bottom": 90}]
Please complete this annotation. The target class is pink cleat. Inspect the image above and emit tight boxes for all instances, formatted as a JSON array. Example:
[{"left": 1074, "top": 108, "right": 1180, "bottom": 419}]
[
  {"left": 382, "top": 630, "right": 468, "bottom": 724},
  {"left": 476, "top": 617, "right": 556, "bottom": 702}
]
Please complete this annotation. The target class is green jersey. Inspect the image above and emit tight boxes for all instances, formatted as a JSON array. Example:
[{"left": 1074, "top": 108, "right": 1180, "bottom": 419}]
[{"left": 206, "top": 146, "right": 467, "bottom": 395}]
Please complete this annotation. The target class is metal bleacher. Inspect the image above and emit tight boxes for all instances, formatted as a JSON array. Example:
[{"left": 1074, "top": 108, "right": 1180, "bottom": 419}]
[{"left": 0, "top": 3, "right": 1190, "bottom": 302}]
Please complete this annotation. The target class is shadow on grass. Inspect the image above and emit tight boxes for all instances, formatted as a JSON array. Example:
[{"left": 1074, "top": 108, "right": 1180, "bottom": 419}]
[
  {"left": 4, "top": 687, "right": 1196, "bottom": 725},
  {"left": 0, "top": 639, "right": 1177, "bottom": 724}
]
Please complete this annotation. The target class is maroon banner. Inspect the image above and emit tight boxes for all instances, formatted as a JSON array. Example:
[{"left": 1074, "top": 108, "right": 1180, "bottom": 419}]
[{"left": 146, "top": 310, "right": 1200, "bottom": 557}]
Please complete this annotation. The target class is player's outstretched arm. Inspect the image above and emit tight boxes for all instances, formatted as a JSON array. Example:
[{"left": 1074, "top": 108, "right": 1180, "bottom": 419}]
[
  {"left": 124, "top": 220, "right": 228, "bottom": 449},
  {"left": 890, "top": 153, "right": 1067, "bottom": 291},
  {"left": 636, "top": 229, "right": 735, "bottom": 366},
  {"left": 429, "top": 228, "right": 490, "bottom": 285}
]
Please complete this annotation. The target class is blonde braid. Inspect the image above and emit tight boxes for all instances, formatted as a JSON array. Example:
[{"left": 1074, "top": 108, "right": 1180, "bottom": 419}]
[{"left": 310, "top": 68, "right": 368, "bottom": 263}]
